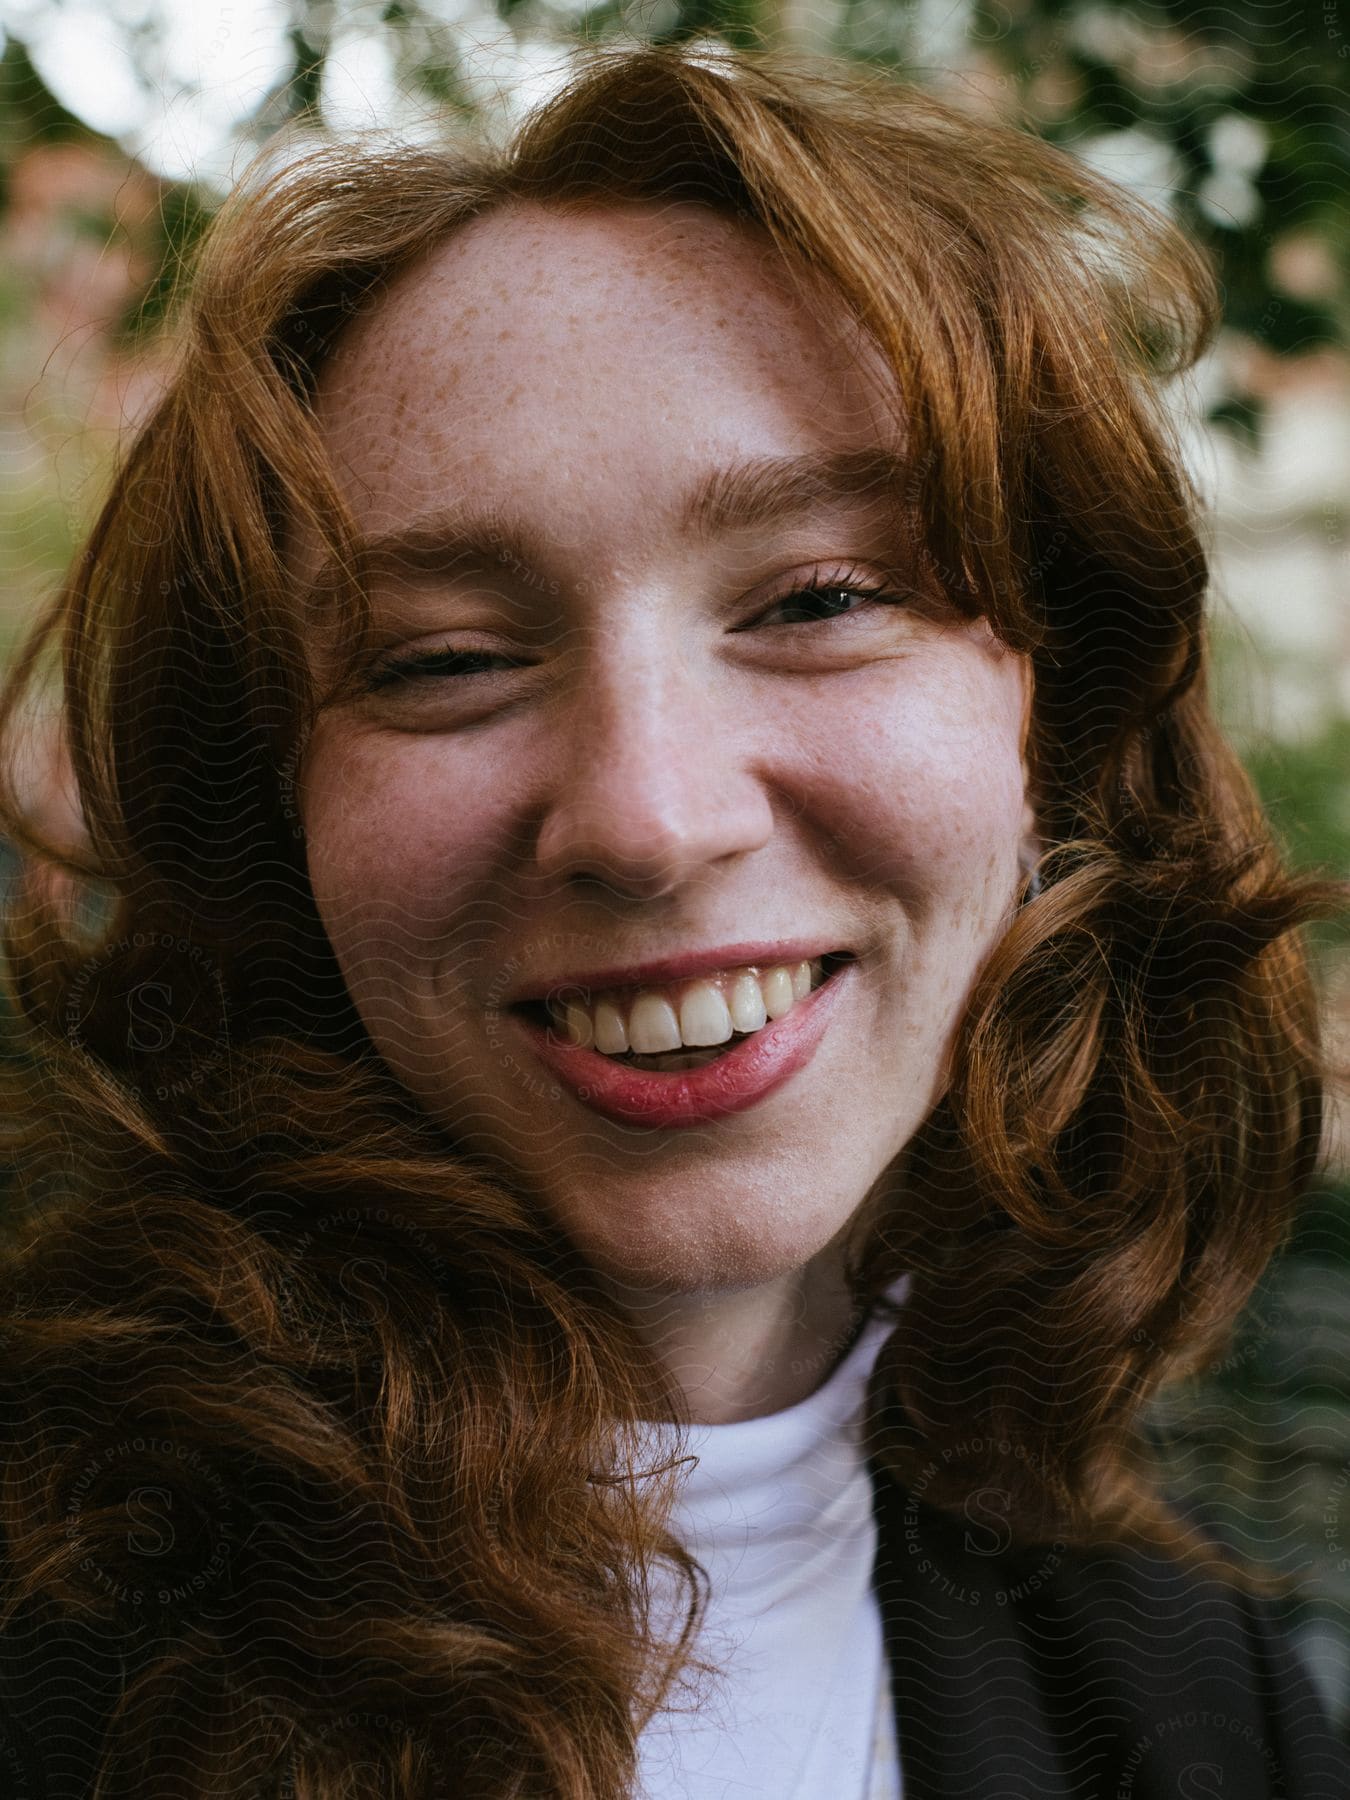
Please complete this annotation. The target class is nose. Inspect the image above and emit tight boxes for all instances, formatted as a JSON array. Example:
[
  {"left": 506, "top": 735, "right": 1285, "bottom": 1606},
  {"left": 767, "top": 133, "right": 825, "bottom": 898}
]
[{"left": 531, "top": 633, "right": 774, "bottom": 902}]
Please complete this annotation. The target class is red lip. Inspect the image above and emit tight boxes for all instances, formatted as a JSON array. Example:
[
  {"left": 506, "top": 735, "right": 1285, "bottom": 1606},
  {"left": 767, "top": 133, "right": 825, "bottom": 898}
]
[
  {"left": 507, "top": 956, "right": 854, "bottom": 1129},
  {"left": 507, "top": 939, "right": 850, "bottom": 1006}
]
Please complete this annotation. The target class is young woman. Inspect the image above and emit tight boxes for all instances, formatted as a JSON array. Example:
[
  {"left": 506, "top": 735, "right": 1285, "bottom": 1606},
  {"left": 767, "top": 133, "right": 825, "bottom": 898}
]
[{"left": 0, "top": 41, "right": 1345, "bottom": 1800}]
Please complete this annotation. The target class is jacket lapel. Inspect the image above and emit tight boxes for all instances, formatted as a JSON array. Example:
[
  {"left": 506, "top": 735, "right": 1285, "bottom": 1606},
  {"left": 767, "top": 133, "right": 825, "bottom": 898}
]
[
  {"left": 868, "top": 1450, "right": 1323, "bottom": 1800},
  {"left": 868, "top": 1449, "right": 1074, "bottom": 1799}
]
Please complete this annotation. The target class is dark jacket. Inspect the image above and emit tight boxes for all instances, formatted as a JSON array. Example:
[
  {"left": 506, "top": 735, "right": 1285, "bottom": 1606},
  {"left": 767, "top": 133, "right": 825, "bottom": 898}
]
[
  {"left": 869, "top": 1451, "right": 1350, "bottom": 1799},
  {"left": 0, "top": 1469, "right": 1346, "bottom": 1797}
]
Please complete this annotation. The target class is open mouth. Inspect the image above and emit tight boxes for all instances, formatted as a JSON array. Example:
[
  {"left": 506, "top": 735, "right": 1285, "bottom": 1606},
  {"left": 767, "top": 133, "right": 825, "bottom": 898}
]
[{"left": 511, "top": 949, "right": 855, "bottom": 1073}]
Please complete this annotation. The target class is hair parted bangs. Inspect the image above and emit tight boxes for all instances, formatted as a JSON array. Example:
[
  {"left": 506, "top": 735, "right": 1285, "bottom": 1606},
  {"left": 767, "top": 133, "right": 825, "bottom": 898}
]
[{"left": 0, "top": 42, "right": 1345, "bottom": 1800}]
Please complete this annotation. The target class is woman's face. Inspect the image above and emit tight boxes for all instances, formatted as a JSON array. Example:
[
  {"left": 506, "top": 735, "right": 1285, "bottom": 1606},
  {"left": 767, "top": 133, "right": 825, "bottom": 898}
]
[{"left": 297, "top": 199, "right": 1034, "bottom": 1295}]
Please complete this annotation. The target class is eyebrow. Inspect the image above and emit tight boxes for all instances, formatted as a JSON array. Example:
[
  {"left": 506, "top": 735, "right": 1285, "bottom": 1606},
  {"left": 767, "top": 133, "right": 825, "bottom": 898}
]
[
  {"left": 299, "top": 446, "right": 916, "bottom": 618},
  {"left": 681, "top": 447, "right": 913, "bottom": 539}
]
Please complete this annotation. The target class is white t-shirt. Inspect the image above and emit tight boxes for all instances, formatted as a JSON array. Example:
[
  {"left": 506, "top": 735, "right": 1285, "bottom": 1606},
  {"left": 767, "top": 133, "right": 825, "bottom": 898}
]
[{"left": 635, "top": 1276, "right": 912, "bottom": 1800}]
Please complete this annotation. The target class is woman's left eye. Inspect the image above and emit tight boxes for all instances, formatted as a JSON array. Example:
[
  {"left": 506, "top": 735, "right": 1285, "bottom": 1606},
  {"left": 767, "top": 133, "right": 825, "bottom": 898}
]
[{"left": 749, "top": 580, "right": 911, "bottom": 629}]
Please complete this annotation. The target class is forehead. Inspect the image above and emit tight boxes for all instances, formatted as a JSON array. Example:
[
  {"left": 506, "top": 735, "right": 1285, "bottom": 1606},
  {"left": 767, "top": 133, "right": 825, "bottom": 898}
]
[{"left": 308, "top": 199, "right": 904, "bottom": 549}]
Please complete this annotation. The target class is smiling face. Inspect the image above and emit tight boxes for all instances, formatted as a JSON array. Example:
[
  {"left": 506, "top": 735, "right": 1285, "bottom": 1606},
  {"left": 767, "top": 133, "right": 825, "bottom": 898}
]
[{"left": 295, "top": 198, "right": 1034, "bottom": 1297}]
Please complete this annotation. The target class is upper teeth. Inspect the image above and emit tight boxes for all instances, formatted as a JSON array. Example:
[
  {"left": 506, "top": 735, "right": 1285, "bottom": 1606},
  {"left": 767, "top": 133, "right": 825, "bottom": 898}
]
[{"left": 550, "top": 958, "right": 826, "bottom": 1055}]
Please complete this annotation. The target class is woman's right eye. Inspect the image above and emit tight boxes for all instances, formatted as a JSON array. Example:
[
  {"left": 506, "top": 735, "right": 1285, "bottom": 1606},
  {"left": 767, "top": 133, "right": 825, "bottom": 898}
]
[{"left": 362, "top": 647, "right": 522, "bottom": 692}]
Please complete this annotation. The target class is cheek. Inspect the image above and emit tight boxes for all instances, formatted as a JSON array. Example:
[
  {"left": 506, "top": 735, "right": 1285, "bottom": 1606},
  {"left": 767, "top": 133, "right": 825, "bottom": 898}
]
[
  {"left": 798, "top": 667, "right": 1028, "bottom": 896},
  {"left": 300, "top": 731, "right": 506, "bottom": 949}
]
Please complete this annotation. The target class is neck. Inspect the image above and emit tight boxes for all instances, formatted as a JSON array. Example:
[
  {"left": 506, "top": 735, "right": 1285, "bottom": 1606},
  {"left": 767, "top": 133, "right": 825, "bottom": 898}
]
[{"left": 604, "top": 1245, "right": 867, "bottom": 1426}]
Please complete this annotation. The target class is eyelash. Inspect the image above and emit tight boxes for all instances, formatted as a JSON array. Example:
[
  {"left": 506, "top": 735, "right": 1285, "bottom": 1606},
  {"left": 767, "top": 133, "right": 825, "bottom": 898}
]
[{"left": 361, "top": 570, "right": 912, "bottom": 693}]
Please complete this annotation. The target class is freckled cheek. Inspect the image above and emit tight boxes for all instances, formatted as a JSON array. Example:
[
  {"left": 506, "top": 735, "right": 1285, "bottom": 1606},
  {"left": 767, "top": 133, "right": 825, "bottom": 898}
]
[
  {"left": 301, "top": 746, "right": 502, "bottom": 948},
  {"left": 805, "top": 709, "right": 1026, "bottom": 893}
]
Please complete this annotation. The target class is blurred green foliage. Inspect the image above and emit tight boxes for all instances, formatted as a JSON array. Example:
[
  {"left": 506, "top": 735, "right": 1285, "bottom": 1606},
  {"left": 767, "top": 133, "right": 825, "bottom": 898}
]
[{"left": 1248, "top": 720, "right": 1350, "bottom": 942}]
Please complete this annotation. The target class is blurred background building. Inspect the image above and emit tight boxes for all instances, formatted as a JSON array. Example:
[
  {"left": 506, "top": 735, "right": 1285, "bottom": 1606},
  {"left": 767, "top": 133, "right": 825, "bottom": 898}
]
[{"left": 0, "top": 0, "right": 1347, "bottom": 1738}]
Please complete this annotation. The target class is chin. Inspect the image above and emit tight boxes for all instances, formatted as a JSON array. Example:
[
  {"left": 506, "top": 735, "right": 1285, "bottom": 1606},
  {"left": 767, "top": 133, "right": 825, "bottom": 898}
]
[{"left": 545, "top": 1181, "right": 856, "bottom": 1298}]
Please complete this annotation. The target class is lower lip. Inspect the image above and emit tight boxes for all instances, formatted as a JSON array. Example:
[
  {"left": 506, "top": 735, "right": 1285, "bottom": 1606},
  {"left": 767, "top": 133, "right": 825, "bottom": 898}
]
[{"left": 508, "top": 958, "right": 855, "bottom": 1129}]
